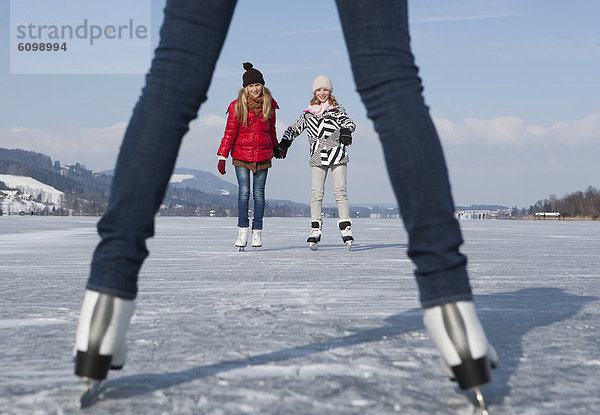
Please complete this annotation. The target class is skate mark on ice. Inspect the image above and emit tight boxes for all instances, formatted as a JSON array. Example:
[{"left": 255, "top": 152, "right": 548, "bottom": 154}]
[
  {"left": 345, "top": 243, "right": 407, "bottom": 252},
  {"left": 241, "top": 243, "right": 407, "bottom": 252}
]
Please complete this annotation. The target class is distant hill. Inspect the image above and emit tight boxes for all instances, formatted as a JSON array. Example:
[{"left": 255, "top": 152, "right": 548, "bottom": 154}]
[
  {"left": 0, "top": 148, "right": 309, "bottom": 216},
  {"left": 2, "top": 147, "right": 419, "bottom": 218},
  {"left": 100, "top": 167, "right": 239, "bottom": 197},
  {"left": 0, "top": 148, "right": 111, "bottom": 215},
  {"left": 170, "top": 167, "right": 239, "bottom": 196}
]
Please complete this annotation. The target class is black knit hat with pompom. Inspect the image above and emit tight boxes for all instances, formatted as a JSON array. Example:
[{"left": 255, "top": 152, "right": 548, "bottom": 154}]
[{"left": 242, "top": 62, "right": 265, "bottom": 87}]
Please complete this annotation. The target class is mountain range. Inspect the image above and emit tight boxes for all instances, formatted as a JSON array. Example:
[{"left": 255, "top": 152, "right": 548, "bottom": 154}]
[
  {"left": 2, "top": 148, "right": 513, "bottom": 218},
  {"left": 0, "top": 148, "right": 310, "bottom": 216}
]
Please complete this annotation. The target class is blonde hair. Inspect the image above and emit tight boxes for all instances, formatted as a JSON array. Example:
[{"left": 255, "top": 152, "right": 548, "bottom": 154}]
[
  {"left": 235, "top": 86, "right": 273, "bottom": 127},
  {"left": 310, "top": 93, "right": 338, "bottom": 107}
]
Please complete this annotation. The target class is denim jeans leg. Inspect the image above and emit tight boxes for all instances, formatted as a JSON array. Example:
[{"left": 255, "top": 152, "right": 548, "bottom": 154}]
[
  {"left": 336, "top": 0, "right": 472, "bottom": 307},
  {"left": 251, "top": 168, "right": 268, "bottom": 230},
  {"left": 87, "top": 0, "right": 238, "bottom": 300},
  {"left": 235, "top": 166, "right": 251, "bottom": 228},
  {"left": 311, "top": 166, "right": 328, "bottom": 221}
]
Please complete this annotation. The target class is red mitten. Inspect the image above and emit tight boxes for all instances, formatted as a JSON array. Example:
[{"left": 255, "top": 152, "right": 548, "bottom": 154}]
[{"left": 218, "top": 159, "right": 226, "bottom": 175}]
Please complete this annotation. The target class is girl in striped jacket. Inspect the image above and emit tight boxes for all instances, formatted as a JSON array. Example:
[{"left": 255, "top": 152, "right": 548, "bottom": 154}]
[{"left": 275, "top": 75, "right": 356, "bottom": 250}]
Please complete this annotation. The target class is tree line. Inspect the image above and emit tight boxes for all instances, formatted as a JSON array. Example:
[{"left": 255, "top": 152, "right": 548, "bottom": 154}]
[{"left": 512, "top": 186, "right": 600, "bottom": 219}]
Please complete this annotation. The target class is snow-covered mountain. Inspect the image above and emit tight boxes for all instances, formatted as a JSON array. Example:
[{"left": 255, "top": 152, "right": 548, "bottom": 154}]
[
  {"left": 0, "top": 148, "right": 307, "bottom": 216},
  {"left": 167, "top": 167, "right": 238, "bottom": 196}
]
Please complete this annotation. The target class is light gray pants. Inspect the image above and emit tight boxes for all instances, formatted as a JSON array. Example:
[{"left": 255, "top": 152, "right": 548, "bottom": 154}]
[{"left": 311, "top": 164, "right": 350, "bottom": 221}]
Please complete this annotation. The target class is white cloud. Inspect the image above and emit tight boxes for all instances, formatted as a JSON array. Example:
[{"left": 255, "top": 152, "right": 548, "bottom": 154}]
[
  {"left": 434, "top": 113, "right": 600, "bottom": 148},
  {"left": 547, "top": 113, "right": 600, "bottom": 143},
  {"left": 276, "top": 119, "right": 288, "bottom": 134},
  {"left": 196, "top": 114, "right": 226, "bottom": 128},
  {"left": 1, "top": 122, "right": 126, "bottom": 168},
  {"left": 432, "top": 113, "right": 600, "bottom": 206}
]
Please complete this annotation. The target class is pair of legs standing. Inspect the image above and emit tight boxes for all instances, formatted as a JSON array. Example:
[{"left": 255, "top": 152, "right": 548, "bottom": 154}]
[
  {"left": 235, "top": 166, "right": 267, "bottom": 230},
  {"left": 308, "top": 164, "right": 354, "bottom": 249},
  {"left": 310, "top": 164, "right": 349, "bottom": 221},
  {"left": 76, "top": 0, "right": 495, "bottom": 402},
  {"left": 234, "top": 166, "right": 267, "bottom": 249}
]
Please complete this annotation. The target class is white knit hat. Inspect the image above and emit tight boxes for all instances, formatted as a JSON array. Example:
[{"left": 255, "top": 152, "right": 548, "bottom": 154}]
[{"left": 312, "top": 75, "right": 333, "bottom": 94}]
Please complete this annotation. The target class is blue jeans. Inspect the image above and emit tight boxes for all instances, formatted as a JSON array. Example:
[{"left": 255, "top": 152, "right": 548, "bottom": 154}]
[
  {"left": 235, "top": 166, "right": 267, "bottom": 230},
  {"left": 88, "top": 0, "right": 472, "bottom": 308}
]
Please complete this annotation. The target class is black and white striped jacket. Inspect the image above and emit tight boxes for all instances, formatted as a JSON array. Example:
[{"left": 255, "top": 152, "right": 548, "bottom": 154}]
[{"left": 282, "top": 105, "right": 356, "bottom": 167}]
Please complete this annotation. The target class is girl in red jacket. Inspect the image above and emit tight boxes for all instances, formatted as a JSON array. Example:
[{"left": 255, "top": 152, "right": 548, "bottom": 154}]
[{"left": 217, "top": 62, "right": 279, "bottom": 250}]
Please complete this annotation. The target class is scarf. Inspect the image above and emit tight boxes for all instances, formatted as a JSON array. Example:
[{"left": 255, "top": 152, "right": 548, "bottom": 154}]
[
  {"left": 306, "top": 101, "right": 333, "bottom": 119},
  {"left": 248, "top": 94, "right": 264, "bottom": 116}
]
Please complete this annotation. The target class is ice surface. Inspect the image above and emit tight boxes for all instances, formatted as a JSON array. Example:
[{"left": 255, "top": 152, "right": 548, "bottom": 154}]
[{"left": 0, "top": 216, "right": 599, "bottom": 414}]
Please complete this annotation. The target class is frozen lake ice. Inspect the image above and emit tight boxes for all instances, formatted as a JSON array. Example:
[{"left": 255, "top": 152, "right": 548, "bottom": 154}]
[{"left": 0, "top": 216, "right": 599, "bottom": 414}]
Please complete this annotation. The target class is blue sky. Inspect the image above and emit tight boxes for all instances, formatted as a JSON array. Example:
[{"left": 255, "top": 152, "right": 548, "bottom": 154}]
[{"left": 1, "top": 0, "right": 599, "bottom": 207}]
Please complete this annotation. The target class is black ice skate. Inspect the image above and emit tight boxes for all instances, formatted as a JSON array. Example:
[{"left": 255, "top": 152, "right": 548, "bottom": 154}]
[
  {"left": 307, "top": 220, "right": 322, "bottom": 250},
  {"left": 423, "top": 301, "right": 497, "bottom": 414},
  {"left": 74, "top": 290, "right": 135, "bottom": 406},
  {"left": 338, "top": 219, "right": 354, "bottom": 250}
]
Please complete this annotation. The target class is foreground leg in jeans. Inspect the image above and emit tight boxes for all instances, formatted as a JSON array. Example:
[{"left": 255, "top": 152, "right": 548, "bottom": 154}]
[
  {"left": 336, "top": 0, "right": 496, "bottom": 404},
  {"left": 75, "top": 0, "right": 238, "bottom": 384}
]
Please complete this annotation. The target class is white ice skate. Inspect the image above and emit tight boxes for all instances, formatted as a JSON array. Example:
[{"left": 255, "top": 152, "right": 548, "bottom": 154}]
[
  {"left": 307, "top": 220, "right": 322, "bottom": 250},
  {"left": 235, "top": 227, "right": 249, "bottom": 251},
  {"left": 338, "top": 219, "right": 354, "bottom": 250},
  {"left": 74, "top": 290, "right": 135, "bottom": 405},
  {"left": 251, "top": 229, "right": 262, "bottom": 250},
  {"left": 423, "top": 301, "right": 497, "bottom": 413}
]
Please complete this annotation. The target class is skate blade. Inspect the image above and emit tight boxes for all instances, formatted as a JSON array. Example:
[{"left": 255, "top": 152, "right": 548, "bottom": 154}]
[
  {"left": 308, "top": 243, "right": 318, "bottom": 251},
  {"left": 473, "top": 386, "right": 489, "bottom": 415},
  {"left": 80, "top": 379, "right": 104, "bottom": 408},
  {"left": 345, "top": 242, "right": 352, "bottom": 250},
  {"left": 237, "top": 246, "right": 245, "bottom": 252}
]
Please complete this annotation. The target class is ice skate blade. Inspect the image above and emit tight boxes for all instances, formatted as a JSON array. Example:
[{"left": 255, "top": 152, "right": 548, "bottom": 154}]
[
  {"left": 237, "top": 246, "right": 245, "bottom": 252},
  {"left": 308, "top": 242, "right": 318, "bottom": 251},
  {"left": 80, "top": 379, "right": 104, "bottom": 408},
  {"left": 473, "top": 386, "right": 489, "bottom": 415},
  {"left": 345, "top": 241, "right": 352, "bottom": 250}
]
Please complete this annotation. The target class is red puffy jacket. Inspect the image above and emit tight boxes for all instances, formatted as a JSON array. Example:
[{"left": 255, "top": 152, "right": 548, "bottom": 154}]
[{"left": 217, "top": 98, "right": 279, "bottom": 162}]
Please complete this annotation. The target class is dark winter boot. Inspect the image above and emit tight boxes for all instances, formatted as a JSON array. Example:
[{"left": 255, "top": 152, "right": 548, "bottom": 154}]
[
  {"left": 338, "top": 219, "right": 354, "bottom": 250},
  {"left": 307, "top": 220, "right": 322, "bottom": 250},
  {"left": 74, "top": 290, "right": 135, "bottom": 381}
]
